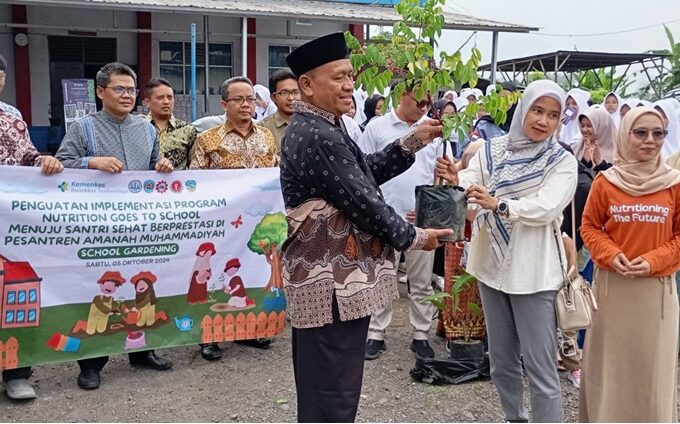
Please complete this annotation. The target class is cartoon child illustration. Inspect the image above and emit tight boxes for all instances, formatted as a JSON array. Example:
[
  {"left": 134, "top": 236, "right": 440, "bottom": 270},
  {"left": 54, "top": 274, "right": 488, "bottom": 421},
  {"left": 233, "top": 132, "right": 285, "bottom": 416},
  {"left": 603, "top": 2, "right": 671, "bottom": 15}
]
[
  {"left": 187, "top": 242, "right": 216, "bottom": 304},
  {"left": 224, "top": 258, "right": 255, "bottom": 308},
  {"left": 86, "top": 271, "right": 125, "bottom": 335},
  {"left": 131, "top": 271, "right": 158, "bottom": 327}
]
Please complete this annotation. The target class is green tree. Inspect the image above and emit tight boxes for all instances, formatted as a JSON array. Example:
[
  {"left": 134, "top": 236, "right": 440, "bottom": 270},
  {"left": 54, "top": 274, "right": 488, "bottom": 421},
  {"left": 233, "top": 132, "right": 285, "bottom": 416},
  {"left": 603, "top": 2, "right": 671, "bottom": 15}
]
[
  {"left": 247, "top": 212, "right": 287, "bottom": 292},
  {"left": 637, "top": 25, "right": 680, "bottom": 99},
  {"left": 572, "top": 67, "right": 633, "bottom": 102},
  {"left": 345, "top": 0, "right": 519, "bottom": 141}
]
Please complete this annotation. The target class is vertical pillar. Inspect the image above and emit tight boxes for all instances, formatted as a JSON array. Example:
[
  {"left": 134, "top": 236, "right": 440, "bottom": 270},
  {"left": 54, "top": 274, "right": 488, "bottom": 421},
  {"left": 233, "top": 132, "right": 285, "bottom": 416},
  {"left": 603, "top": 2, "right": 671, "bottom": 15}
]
[
  {"left": 348, "top": 23, "right": 364, "bottom": 43},
  {"left": 137, "top": 12, "right": 152, "bottom": 97},
  {"left": 12, "top": 5, "right": 31, "bottom": 125},
  {"left": 247, "top": 18, "right": 256, "bottom": 83},
  {"left": 241, "top": 17, "right": 247, "bottom": 78},
  {"left": 490, "top": 31, "right": 499, "bottom": 85}
]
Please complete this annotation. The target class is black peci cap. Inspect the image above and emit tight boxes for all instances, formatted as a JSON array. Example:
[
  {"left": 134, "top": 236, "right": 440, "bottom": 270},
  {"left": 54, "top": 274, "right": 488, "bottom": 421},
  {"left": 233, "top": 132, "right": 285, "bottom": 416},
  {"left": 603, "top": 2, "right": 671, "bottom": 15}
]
[{"left": 286, "top": 32, "right": 349, "bottom": 78}]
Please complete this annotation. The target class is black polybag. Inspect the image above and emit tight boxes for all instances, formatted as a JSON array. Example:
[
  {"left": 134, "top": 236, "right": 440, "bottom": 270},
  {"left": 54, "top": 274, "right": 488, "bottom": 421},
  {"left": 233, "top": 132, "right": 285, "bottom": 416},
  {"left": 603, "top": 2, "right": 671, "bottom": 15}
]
[
  {"left": 409, "top": 353, "right": 490, "bottom": 385},
  {"left": 415, "top": 185, "right": 467, "bottom": 242}
]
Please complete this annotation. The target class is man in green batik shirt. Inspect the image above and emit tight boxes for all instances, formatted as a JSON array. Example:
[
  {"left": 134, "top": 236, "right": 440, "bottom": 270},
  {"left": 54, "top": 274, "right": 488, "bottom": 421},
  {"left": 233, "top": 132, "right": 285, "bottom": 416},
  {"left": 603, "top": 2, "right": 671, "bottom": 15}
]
[{"left": 144, "top": 78, "right": 197, "bottom": 169}]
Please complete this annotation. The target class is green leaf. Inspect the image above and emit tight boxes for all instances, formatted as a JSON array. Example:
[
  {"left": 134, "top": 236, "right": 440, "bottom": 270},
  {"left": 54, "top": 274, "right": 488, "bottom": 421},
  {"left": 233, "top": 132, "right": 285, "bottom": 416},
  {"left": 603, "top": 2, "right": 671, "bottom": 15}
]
[
  {"left": 274, "top": 398, "right": 289, "bottom": 405},
  {"left": 468, "top": 302, "right": 482, "bottom": 316}
]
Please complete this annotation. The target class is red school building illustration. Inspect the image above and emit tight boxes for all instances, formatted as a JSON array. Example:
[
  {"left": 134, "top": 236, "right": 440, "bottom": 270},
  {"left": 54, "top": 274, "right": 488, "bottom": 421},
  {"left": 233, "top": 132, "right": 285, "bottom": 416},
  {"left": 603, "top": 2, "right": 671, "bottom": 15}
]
[{"left": 0, "top": 255, "right": 42, "bottom": 328}]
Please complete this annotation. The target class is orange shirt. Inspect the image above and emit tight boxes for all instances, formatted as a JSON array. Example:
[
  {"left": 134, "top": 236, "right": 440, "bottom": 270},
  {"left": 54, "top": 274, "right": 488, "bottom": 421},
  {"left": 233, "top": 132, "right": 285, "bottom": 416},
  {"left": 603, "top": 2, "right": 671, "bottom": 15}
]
[{"left": 581, "top": 175, "right": 680, "bottom": 277}]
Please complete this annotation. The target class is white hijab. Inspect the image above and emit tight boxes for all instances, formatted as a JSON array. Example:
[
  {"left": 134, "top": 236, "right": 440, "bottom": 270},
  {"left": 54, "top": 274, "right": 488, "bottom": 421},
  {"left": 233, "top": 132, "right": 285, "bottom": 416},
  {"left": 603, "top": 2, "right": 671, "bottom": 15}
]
[
  {"left": 253, "top": 84, "right": 277, "bottom": 120},
  {"left": 559, "top": 88, "right": 591, "bottom": 146},
  {"left": 654, "top": 98, "right": 680, "bottom": 158},
  {"left": 602, "top": 91, "right": 622, "bottom": 128},
  {"left": 443, "top": 90, "right": 458, "bottom": 101}
]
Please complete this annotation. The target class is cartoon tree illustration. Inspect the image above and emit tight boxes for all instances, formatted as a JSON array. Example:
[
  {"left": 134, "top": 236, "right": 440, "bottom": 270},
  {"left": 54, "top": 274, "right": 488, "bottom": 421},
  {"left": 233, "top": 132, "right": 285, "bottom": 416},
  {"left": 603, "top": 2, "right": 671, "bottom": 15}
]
[{"left": 247, "top": 212, "right": 287, "bottom": 292}]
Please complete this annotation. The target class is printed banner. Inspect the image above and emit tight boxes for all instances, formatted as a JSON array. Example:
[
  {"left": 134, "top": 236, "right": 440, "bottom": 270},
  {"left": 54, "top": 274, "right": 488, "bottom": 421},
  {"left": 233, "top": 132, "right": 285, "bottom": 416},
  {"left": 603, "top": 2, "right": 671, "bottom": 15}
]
[
  {"left": 0, "top": 166, "right": 287, "bottom": 369},
  {"left": 62, "top": 79, "right": 97, "bottom": 131}
]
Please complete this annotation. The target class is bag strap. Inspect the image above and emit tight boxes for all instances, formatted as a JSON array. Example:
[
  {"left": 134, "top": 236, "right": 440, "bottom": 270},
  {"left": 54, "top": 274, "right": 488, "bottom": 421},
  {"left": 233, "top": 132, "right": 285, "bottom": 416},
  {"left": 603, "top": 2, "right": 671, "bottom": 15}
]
[
  {"left": 553, "top": 226, "right": 570, "bottom": 283},
  {"left": 571, "top": 200, "right": 577, "bottom": 241}
]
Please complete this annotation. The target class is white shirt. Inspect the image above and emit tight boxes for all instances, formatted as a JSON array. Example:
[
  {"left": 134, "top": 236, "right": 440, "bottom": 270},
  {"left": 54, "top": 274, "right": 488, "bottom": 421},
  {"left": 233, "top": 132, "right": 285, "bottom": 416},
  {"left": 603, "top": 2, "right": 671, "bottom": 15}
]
[
  {"left": 359, "top": 109, "right": 435, "bottom": 218},
  {"left": 341, "top": 114, "right": 363, "bottom": 143},
  {"left": 458, "top": 146, "right": 578, "bottom": 294}
]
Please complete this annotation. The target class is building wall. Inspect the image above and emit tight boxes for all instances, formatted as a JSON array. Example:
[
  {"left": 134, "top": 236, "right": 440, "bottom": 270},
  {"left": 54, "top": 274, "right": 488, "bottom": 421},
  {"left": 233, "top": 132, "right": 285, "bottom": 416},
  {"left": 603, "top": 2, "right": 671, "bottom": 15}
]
[
  {"left": 254, "top": 18, "right": 347, "bottom": 86},
  {"left": 0, "top": 4, "right": 17, "bottom": 110},
  {"left": 3, "top": 4, "right": 352, "bottom": 123}
]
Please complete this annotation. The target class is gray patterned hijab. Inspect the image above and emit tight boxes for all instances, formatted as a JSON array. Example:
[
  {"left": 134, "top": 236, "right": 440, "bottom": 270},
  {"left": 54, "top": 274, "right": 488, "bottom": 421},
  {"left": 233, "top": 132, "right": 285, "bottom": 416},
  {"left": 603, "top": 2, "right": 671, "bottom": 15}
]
[{"left": 475, "top": 80, "right": 571, "bottom": 263}]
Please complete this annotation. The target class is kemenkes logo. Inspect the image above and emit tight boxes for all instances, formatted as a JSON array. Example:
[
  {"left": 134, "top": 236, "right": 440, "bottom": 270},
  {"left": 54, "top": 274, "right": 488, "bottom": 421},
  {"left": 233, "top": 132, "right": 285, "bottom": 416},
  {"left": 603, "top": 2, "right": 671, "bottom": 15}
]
[
  {"left": 128, "top": 180, "right": 142, "bottom": 193},
  {"left": 58, "top": 182, "right": 69, "bottom": 192},
  {"left": 68, "top": 181, "right": 108, "bottom": 193}
]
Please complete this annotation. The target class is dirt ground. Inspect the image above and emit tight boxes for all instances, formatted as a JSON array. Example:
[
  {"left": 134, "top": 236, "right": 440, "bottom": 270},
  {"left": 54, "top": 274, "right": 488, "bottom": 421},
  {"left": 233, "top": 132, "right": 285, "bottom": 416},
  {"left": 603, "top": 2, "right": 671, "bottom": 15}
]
[{"left": 1, "top": 283, "right": 583, "bottom": 423}]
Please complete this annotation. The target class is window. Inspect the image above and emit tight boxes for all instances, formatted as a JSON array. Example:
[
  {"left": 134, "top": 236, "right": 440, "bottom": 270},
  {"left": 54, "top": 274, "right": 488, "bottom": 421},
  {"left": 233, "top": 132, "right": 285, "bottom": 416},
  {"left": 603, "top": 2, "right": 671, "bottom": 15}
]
[
  {"left": 29, "top": 289, "right": 38, "bottom": 304},
  {"left": 159, "top": 42, "right": 233, "bottom": 96},
  {"left": 5, "top": 311, "right": 14, "bottom": 324},
  {"left": 6, "top": 291, "right": 16, "bottom": 305},
  {"left": 17, "top": 290, "right": 26, "bottom": 305},
  {"left": 16, "top": 310, "right": 25, "bottom": 323},
  {"left": 28, "top": 309, "right": 37, "bottom": 323},
  {"left": 269, "top": 46, "right": 295, "bottom": 77}
]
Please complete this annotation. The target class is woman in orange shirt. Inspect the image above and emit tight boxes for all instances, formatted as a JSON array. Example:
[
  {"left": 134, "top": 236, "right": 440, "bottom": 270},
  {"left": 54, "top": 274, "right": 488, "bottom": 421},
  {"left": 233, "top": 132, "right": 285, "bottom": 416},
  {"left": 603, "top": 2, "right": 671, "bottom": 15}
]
[{"left": 579, "top": 107, "right": 680, "bottom": 422}]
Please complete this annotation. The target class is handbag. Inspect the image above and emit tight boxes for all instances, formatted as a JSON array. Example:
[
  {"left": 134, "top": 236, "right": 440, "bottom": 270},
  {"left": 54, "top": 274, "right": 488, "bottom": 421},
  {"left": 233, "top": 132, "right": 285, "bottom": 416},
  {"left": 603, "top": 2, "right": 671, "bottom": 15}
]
[
  {"left": 553, "top": 202, "right": 598, "bottom": 331},
  {"left": 415, "top": 140, "right": 467, "bottom": 243}
]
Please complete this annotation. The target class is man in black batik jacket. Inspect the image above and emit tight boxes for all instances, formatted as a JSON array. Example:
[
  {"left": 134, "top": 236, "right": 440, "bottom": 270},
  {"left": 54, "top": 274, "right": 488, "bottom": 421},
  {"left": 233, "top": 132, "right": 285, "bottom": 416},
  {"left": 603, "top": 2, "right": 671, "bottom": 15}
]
[{"left": 280, "top": 32, "right": 452, "bottom": 423}]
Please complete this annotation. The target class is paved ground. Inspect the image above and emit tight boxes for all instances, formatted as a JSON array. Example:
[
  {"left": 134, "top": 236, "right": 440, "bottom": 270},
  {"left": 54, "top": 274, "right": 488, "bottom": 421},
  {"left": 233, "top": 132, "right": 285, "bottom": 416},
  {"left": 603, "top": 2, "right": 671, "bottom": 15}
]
[{"left": 0, "top": 283, "right": 584, "bottom": 422}]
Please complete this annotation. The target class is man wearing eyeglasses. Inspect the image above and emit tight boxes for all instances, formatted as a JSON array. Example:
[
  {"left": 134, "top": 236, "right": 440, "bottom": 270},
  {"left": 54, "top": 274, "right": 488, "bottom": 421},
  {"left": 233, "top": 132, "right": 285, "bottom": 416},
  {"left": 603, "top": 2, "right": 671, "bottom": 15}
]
[
  {"left": 56, "top": 62, "right": 174, "bottom": 391},
  {"left": 359, "top": 85, "right": 441, "bottom": 361},
  {"left": 190, "top": 76, "right": 277, "bottom": 169},
  {"left": 256, "top": 69, "right": 300, "bottom": 155},
  {"left": 189, "top": 75, "right": 277, "bottom": 359}
]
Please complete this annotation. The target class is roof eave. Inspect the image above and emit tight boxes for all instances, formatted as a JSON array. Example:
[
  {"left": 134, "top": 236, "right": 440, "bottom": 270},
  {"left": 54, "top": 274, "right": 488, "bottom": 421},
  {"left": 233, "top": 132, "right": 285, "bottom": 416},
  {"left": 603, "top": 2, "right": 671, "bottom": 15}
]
[{"left": 8, "top": 0, "right": 537, "bottom": 33}]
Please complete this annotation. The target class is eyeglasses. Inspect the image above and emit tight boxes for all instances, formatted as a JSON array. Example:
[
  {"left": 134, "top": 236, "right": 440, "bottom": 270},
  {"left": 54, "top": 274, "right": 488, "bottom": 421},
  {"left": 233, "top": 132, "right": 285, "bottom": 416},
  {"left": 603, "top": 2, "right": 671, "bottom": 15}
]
[
  {"left": 410, "top": 95, "right": 431, "bottom": 109},
  {"left": 225, "top": 97, "right": 257, "bottom": 105},
  {"left": 274, "top": 89, "right": 300, "bottom": 98},
  {"left": 630, "top": 128, "right": 668, "bottom": 141},
  {"left": 105, "top": 86, "right": 139, "bottom": 97},
  {"left": 0, "top": 71, "right": 6, "bottom": 79}
]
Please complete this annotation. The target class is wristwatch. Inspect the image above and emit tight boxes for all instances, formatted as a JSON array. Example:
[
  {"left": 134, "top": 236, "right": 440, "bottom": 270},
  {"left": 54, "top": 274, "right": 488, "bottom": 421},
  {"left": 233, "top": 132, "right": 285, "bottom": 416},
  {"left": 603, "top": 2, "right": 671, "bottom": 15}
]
[{"left": 496, "top": 199, "right": 509, "bottom": 218}]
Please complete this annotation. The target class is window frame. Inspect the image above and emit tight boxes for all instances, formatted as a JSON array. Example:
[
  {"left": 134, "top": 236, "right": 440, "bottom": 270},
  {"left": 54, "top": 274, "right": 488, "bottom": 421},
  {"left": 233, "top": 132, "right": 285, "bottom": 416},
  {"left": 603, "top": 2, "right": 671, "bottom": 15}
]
[{"left": 159, "top": 41, "right": 234, "bottom": 96}]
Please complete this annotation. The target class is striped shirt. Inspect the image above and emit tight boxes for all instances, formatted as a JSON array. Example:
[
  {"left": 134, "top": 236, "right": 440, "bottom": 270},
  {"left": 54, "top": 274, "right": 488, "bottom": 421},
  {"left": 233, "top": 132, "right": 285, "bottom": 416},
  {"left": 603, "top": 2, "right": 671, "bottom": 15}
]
[{"left": 56, "top": 110, "right": 158, "bottom": 171}]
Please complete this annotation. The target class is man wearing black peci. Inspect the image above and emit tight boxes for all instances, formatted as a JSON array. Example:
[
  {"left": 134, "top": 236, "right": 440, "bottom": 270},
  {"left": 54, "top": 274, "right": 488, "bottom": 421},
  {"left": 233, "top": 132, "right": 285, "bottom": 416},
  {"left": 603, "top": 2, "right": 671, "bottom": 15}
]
[{"left": 280, "top": 32, "right": 451, "bottom": 422}]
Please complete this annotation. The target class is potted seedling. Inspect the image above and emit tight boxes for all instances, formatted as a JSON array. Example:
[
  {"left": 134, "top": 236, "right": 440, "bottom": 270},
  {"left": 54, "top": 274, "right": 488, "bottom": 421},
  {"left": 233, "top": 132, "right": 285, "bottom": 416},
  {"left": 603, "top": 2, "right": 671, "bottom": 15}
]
[
  {"left": 345, "top": 0, "right": 520, "bottom": 239},
  {"left": 423, "top": 272, "right": 485, "bottom": 362}
]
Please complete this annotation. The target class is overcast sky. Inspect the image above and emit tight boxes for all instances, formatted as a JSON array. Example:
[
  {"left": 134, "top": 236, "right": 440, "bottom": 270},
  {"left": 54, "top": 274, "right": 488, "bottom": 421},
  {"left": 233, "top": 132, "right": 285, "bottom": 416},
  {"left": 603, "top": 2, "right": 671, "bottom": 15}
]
[{"left": 438, "top": 0, "right": 680, "bottom": 62}]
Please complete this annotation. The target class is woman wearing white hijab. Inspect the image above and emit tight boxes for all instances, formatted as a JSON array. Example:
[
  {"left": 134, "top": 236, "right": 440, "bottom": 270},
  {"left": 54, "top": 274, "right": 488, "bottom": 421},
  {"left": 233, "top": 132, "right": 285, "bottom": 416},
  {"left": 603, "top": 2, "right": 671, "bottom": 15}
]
[
  {"left": 558, "top": 88, "right": 591, "bottom": 146},
  {"left": 580, "top": 107, "right": 680, "bottom": 422},
  {"left": 572, "top": 108, "right": 617, "bottom": 173},
  {"left": 442, "top": 90, "right": 458, "bottom": 101},
  {"left": 619, "top": 98, "right": 640, "bottom": 119},
  {"left": 436, "top": 80, "right": 578, "bottom": 423},
  {"left": 654, "top": 98, "right": 680, "bottom": 158},
  {"left": 602, "top": 91, "right": 621, "bottom": 128},
  {"left": 253, "top": 84, "right": 277, "bottom": 120}
]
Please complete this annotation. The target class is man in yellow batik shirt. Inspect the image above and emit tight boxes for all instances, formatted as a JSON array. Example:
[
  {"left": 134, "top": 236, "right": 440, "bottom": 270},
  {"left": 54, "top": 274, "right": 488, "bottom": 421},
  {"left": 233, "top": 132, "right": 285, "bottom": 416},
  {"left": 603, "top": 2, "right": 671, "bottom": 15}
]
[{"left": 190, "top": 76, "right": 277, "bottom": 170}]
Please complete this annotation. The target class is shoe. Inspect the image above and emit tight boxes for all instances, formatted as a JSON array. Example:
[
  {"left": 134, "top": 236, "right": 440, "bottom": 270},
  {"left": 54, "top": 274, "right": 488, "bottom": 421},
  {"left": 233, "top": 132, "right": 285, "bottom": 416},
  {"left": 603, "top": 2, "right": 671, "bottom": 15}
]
[
  {"left": 236, "top": 338, "right": 273, "bottom": 349},
  {"left": 567, "top": 369, "right": 581, "bottom": 389},
  {"left": 410, "top": 339, "right": 435, "bottom": 358},
  {"left": 77, "top": 369, "right": 101, "bottom": 390},
  {"left": 364, "top": 339, "right": 386, "bottom": 360},
  {"left": 200, "top": 343, "right": 223, "bottom": 361},
  {"left": 398, "top": 275, "right": 408, "bottom": 284},
  {"left": 129, "top": 351, "right": 173, "bottom": 371},
  {"left": 2, "top": 378, "right": 36, "bottom": 400}
]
